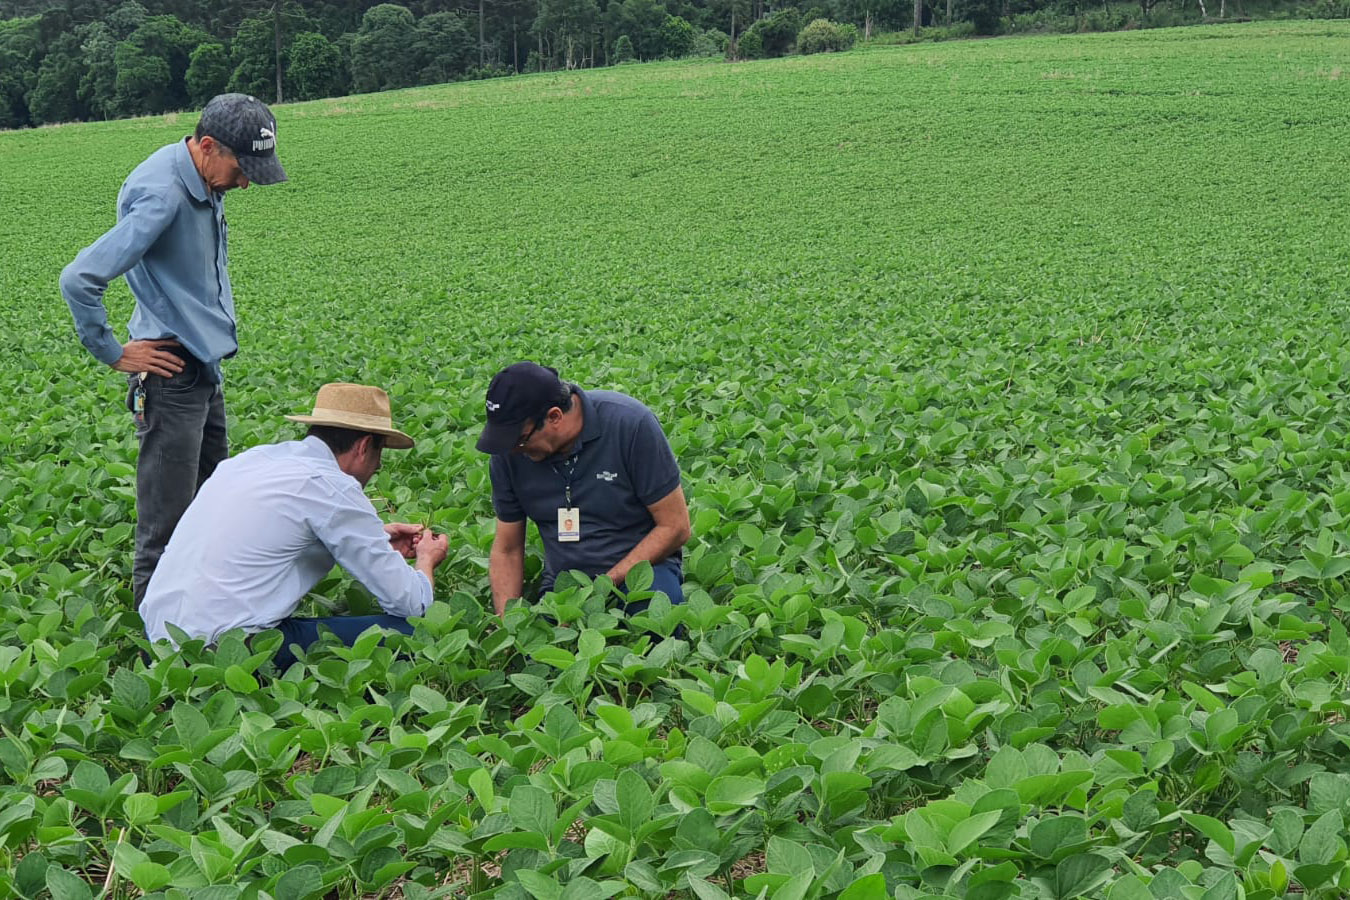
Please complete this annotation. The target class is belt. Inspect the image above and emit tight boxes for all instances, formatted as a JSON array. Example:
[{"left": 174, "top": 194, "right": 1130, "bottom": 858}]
[{"left": 164, "top": 345, "right": 205, "bottom": 368}]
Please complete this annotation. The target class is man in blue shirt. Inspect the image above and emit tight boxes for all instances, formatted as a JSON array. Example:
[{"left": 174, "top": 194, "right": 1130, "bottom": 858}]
[
  {"left": 476, "top": 362, "right": 691, "bottom": 617},
  {"left": 60, "top": 93, "right": 287, "bottom": 602}
]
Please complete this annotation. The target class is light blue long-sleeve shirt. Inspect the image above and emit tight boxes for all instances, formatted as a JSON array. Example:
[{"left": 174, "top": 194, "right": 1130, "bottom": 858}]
[
  {"left": 60, "top": 139, "right": 236, "bottom": 383},
  {"left": 140, "top": 436, "right": 434, "bottom": 644}
]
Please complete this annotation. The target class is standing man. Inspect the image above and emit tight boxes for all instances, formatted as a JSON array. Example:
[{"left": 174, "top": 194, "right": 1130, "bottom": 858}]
[
  {"left": 476, "top": 362, "right": 691, "bottom": 617},
  {"left": 140, "top": 383, "right": 449, "bottom": 668},
  {"left": 60, "top": 93, "right": 287, "bottom": 602}
]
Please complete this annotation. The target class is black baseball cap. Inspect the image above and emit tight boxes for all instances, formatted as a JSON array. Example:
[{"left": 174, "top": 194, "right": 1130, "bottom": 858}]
[
  {"left": 476, "top": 362, "right": 567, "bottom": 454},
  {"left": 198, "top": 93, "right": 287, "bottom": 186}
]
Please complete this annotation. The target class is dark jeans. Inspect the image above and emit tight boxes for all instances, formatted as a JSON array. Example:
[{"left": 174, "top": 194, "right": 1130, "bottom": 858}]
[
  {"left": 129, "top": 355, "right": 227, "bottom": 603},
  {"left": 273, "top": 615, "right": 415, "bottom": 668},
  {"left": 619, "top": 559, "right": 685, "bottom": 614},
  {"left": 541, "top": 558, "right": 685, "bottom": 614}
]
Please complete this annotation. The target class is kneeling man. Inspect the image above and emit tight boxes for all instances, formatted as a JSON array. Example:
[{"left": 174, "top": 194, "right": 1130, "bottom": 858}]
[
  {"left": 140, "top": 383, "right": 448, "bottom": 666},
  {"left": 476, "top": 362, "right": 691, "bottom": 617}
]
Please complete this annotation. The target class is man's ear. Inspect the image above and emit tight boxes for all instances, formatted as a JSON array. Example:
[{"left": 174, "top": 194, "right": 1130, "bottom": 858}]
[{"left": 199, "top": 135, "right": 228, "bottom": 157}]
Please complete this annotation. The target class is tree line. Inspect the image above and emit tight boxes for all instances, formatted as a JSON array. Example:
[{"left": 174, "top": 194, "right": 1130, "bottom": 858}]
[{"left": 1, "top": 0, "right": 1338, "bottom": 129}]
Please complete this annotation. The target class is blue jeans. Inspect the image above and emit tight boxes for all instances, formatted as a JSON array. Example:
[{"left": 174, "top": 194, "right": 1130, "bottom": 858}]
[
  {"left": 129, "top": 356, "right": 227, "bottom": 603},
  {"left": 272, "top": 615, "right": 414, "bottom": 668},
  {"left": 538, "top": 559, "right": 683, "bottom": 614},
  {"left": 620, "top": 559, "right": 684, "bottom": 614}
]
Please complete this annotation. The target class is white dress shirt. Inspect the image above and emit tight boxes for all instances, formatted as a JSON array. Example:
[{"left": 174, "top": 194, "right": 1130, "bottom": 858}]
[{"left": 140, "top": 436, "right": 432, "bottom": 644}]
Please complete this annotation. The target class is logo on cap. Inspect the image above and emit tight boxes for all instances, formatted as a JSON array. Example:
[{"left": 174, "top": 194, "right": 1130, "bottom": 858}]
[
  {"left": 252, "top": 125, "right": 276, "bottom": 152},
  {"left": 486, "top": 400, "right": 501, "bottom": 412}
]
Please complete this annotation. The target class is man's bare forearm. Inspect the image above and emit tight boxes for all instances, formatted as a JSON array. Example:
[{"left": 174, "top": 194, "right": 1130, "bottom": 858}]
[
  {"left": 489, "top": 546, "right": 524, "bottom": 617},
  {"left": 606, "top": 525, "right": 687, "bottom": 584},
  {"left": 416, "top": 559, "right": 437, "bottom": 591}
]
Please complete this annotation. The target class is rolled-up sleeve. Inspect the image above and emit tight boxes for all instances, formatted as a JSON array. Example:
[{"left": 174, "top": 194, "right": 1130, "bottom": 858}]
[
  {"left": 60, "top": 191, "right": 175, "bottom": 366},
  {"left": 313, "top": 490, "right": 433, "bottom": 618}
]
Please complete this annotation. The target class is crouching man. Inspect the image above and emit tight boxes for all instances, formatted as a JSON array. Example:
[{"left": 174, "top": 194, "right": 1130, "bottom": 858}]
[
  {"left": 140, "top": 383, "right": 448, "bottom": 667},
  {"left": 475, "top": 362, "right": 691, "bottom": 617}
]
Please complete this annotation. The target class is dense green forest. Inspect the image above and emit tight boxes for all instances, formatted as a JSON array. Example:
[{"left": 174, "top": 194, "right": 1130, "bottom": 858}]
[{"left": 0, "top": 0, "right": 1345, "bottom": 128}]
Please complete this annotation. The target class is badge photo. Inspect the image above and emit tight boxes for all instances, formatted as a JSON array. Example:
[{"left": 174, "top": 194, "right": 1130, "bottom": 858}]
[{"left": 557, "top": 507, "right": 581, "bottom": 542}]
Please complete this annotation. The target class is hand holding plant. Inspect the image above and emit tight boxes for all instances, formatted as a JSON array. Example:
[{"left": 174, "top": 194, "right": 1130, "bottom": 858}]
[
  {"left": 414, "top": 530, "right": 449, "bottom": 567},
  {"left": 384, "top": 522, "right": 426, "bottom": 559}
]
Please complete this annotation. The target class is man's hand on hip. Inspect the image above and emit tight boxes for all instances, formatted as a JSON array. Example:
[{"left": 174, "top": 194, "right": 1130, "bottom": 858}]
[{"left": 112, "top": 340, "right": 185, "bottom": 378}]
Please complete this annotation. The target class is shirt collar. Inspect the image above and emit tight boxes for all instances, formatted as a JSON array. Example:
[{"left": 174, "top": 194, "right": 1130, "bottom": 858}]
[
  {"left": 300, "top": 435, "right": 340, "bottom": 468},
  {"left": 576, "top": 388, "right": 601, "bottom": 445},
  {"left": 541, "top": 389, "right": 599, "bottom": 462},
  {"left": 175, "top": 138, "right": 211, "bottom": 205},
  {"left": 298, "top": 436, "right": 368, "bottom": 490}
]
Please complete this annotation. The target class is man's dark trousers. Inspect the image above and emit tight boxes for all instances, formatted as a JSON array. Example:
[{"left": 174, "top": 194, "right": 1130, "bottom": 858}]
[
  {"left": 274, "top": 615, "right": 416, "bottom": 669},
  {"left": 618, "top": 558, "right": 685, "bottom": 614},
  {"left": 130, "top": 353, "right": 227, "bottom": 602}
]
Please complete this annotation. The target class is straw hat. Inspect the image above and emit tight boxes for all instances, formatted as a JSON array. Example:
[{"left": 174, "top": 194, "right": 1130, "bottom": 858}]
[{"left": 285, "top": 383, "right": 414, "bottom": 449}]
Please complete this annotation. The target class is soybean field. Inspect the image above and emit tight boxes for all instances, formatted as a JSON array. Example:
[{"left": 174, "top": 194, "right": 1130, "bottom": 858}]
[{"left": 2, "top": 20, "right": 1350, "bottom": 900}]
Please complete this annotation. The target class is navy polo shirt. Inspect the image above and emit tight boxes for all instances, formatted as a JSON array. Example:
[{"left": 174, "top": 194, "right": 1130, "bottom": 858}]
[{"left": 490, "top": 389, "right": 683, "bottom": 589}]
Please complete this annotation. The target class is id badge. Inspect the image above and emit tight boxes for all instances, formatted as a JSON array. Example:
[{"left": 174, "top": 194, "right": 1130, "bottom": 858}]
[
  {"left": 131, "top": 372, "right": 147, "bottom": 428},
  {"left": 557, "top": 507, "right": 580, "bottom": 542}
]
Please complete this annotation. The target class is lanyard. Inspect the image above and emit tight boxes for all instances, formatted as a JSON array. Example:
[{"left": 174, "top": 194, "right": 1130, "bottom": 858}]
[{"left": 551, "top": 453, "right": 580, "bottom": 506}]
